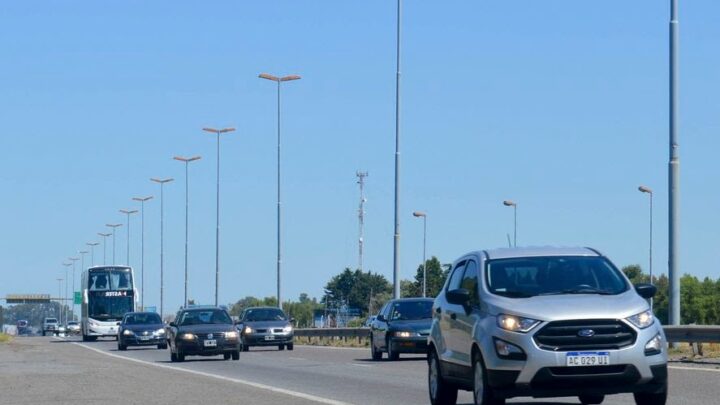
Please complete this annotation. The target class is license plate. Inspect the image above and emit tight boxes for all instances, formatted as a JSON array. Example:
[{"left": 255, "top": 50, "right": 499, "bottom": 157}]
[
  {"left": 566, "top": 351, "right": 610, "bottom": 367},
  {"left": 264, "top": 335, "right": 275, "bottom": 341},
  {"left": 139, "top": 336, "right": 151, "bottom": 341},
  {"left": 204, "top": 339, "right": 217, "bottom": 347}
]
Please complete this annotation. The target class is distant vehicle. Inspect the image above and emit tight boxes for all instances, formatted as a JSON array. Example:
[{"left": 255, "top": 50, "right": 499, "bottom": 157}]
[
  {"left": 42, "top": 318, "right": 59, "bottom": 336},
  {"left": 369, "top": 298, "right": 433, "bottom": 361},
  {"left": 66, "top": 321, "right": 81, "bottom": 335},
  {"left": 80, "top": 266, "right": 137, "bottom": 341},
  {"left": 167, "top": 306, "right": 240, "bottom": 362},
  {"left": 238, "top": 307, "right": 294, "bottom": 351},
  {"left": 117, "top": 312, "right": 167, "bottom": 351},
  {"left": 16, "top": 320, "right": 30, "bottom": 335},
  {"left": 427, "top": 247, "right": 668, "bottom": 405}
]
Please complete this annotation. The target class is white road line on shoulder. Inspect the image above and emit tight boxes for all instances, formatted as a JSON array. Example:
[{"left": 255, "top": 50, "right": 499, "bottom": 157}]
[
  {"left": 69, "top": 340, "right": 353, "bottom": 405},
  {"left": 669, "top": 365, "right": 720, "bottom": 373},
  {"left": 298, "top": 345, "right": 367, "bottom": 351},
  {"left": 349, "top": 363, "right": 371, "bottom": 368}
]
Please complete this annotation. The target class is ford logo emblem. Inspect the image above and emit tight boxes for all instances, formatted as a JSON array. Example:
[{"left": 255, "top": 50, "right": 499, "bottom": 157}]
[
  {"left": 208, "top": 334, "right": 213, "bottom": 339},
  {"left": 578, "top": 329, "right": 595, "bottom": 338}
]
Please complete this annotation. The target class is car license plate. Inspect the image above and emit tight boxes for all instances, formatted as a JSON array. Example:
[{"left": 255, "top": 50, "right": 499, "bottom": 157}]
[
  {"left": 139, "top": 336, "right": 151, "bottom": 341},
  {"left": 566, "top": 351, "right": 610, "bottom": 367},
  {"left": 204, "top": 339, "right": 217, "bottom": 347},
  {"left": 264, "top": 335, "right": 275, "bottom": 341}
]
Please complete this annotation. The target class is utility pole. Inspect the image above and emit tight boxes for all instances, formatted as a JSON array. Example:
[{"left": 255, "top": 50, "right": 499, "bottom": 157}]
[
  {"left": 668, "top": 0, "right": 680, "bottom": 327},
  {"left": 356, "top": 171, "right": 368, "bottom": 272},
  {"left": 151, "top": 177, "right": 174, "bottom": 317},
  {"left": 86, "top": 242, "right": 99, "bottom": 266},
  {"left": 133, "top": 196, "right": 153, "bottom": 310},
  {"left": 392, "top": 0, "right": 402, "bottom": 299},
  {"left": 119, "top": 209, "right": 138, "bottom": 266}
]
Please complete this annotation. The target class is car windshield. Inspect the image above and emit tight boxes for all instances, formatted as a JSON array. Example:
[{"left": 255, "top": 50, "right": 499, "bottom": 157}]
[
  {"left": 243, "top": 308, "right": 287, "bottom": 322},
  {"left": 486, "top": 256, "right": 628, "bottom": 298},
  {"left": 68, "top": 322, "right": 78, "bottom": 326},
  {"left": 179, "top": 310, "right": 232, "bottom": 326},
  {"left": 46, "top": 318, "right": 57, "bottom": 323},
  {"left": 389, "top": 301, "right": 433, "bottom": 321},
  {"left": 124, "top": 313, "right": 162, "bottom": 325}
]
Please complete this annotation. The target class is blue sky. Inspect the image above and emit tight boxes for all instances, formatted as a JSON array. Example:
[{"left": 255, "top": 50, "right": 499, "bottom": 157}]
[{"left": 1, "top": 1, "right": 719, "bottom": 314}]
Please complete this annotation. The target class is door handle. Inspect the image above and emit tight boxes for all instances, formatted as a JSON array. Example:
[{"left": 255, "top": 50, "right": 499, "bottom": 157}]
[{"left": 450, "top": 313, "right": 457, "bottom": 320}]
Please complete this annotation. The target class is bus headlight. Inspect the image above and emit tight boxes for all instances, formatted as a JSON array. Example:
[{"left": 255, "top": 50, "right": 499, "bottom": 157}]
[{"left": 180, "top": 333, "right": 196, "bottom": 340}]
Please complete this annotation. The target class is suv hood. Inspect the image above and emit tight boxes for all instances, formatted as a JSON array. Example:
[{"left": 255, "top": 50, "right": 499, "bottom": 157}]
[
  {"left": 242, "top": 320, "right": 289, "bottom": 329},
  {"left": 485, "top": 290, "right": 648, "bottom": 321}
]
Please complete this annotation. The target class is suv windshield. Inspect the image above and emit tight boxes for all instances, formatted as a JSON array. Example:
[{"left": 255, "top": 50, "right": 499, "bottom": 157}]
[
  {"left": 124, "top": 313, "right": 162, "bottom": 325},
  {"left": 179, "top": 310, "right": 232, "bottom": 326},
  {"left": 45, "top": 318, "right": 58, "bottom": 323},
  {"left": 389, "top": 301, "right": 433, "bottom": 321},
  {"left": 486, "top": 256, "right": 628, "bottom": 298},
  {"left": 243, "top": 308, "right": 287, "bottom": 322}
]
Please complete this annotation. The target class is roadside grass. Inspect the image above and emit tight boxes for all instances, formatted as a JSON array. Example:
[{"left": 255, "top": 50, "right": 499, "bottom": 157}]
[
  {"left": 668, "top": 342, "right": 720, "bottom": 360},
  {"left": 0, "top": 333, "right": 12, "bottom": 343}
]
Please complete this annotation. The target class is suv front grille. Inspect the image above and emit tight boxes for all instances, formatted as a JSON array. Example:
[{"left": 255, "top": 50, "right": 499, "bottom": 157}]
[{"left": 533, "top": 319, "right": 636, "bottom": 351}]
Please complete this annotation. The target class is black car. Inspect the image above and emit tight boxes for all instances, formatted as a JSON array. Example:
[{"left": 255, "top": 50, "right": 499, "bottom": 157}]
[
  {"left": 369, "top": 298, "right": 433, "bottom": 361},
  {"left": 238, "top": 307, "right": 294, "bottom": 351},
  {"left": 167, "top": 306, "right": 240, "bottom": 362},
  {"left": 117, "top": 312, "right": 167, "bottom": 351}
]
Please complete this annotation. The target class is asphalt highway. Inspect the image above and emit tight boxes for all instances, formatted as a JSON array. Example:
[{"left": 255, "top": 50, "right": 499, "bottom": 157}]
[{"left": 3, "top": 336, "right": 720, "bottom": 404}]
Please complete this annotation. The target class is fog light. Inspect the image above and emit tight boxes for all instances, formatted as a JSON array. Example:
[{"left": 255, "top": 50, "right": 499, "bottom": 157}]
[
  {"left": 493, "top": 338, "right": 527, "bottom": 361},
  {"left": 645, "top": 334, "right": 663, "bottom": 356}
]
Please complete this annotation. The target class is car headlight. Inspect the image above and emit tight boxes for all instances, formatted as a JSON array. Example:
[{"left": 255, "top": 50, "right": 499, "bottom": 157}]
[
  {"left": 243, "top": 326, "right": 253, "bottom": 335},
  {"left": 393, "top": 331, "right": 416, "bottom": 338},
  {"left": 225, "top": 331, "right": 239, "bottom": 339},
  {"left": 154, "top": 328, "right": 165, "bottom": 335},
  {"left": 282, "top": 325, "right": 293, "bottom": 334},
  {"left": 122, "top": 329, "right": 134, "bottom": 336},
  {"left": 497, "top": 314, "right": 540, "bottom": 333},
  {"left": 180, "top": 333, "right": 196, "bottom": 340},
  {"left": 626, "top": 310, "right": 654, "bottom": 329}
]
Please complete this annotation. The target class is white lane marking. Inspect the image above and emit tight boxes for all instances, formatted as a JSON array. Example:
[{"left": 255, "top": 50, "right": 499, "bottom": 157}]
[
  {"left": 669, "top": 365, "right": 720, "bottom": 373},
  {"left": 349, "top": 363, "right": 371, "bottom": 368},
  {"left": 288, "top": 357, "right": 307, "bottom": 361},
  {"left": 68, "top": 340, "right": 353, "bottom": 405},
  {"left": 297, "top": 345, "right": 367, "bottom": 352}
]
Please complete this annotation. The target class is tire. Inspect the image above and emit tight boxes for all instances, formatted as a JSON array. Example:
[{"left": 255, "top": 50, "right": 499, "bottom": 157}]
[
  {"left": 428, "top": 349, "right": 458, "bottom": 405},
  {"left": 177, "top": 352, "right": 185, "bottom": 362},
  {"left": 472, "top": 351, "right": 504, "bottom": 405},
  {"left": 287, "top": 343, "right": 294, "bottom": 351},
  {"left": 371, "top": 335, "right": 383, "bottom": 361},
  {"left": 157, "top": 344, "right": 167, "bottom": 350},
  {"left": 42, "top": 331, "right": 46, "bottom": 337},
  {"left": 279, "top": 344, "right": 285, "bottom": 351},
  {"left": 224, "top": 353, "right": 231, "bottom": 360},
  {"left": 580, "top": 394, "right": 604, "bottom": 404},
  {"left": 242, "top": 345, "right": 249, "bottom": 352},
  {"left": 118, "top": 343, "right": 127, "bottom": 351},
  {"left": 387, "top": 339, "right": 399, "bottom": 361},
  {"left": 634, "top": 383, "right": 667, "bottom": 405},
  {"left": 232, "top": 351, "right": 240, "bottom": 360}
]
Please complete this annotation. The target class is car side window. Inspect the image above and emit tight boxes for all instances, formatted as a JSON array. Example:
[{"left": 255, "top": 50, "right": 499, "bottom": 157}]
[
  {"left": 461, "top": 260, "right": 480, "bottom": 307},
  {"left": 447, "top": 261, "right": 466, "bottom": 291},
  {"left": 382, "top": 303, "right": 392, "bottom": 320}
]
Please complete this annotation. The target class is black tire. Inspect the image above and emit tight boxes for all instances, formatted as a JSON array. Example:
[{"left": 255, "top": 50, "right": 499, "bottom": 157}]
[
  {"left": 387, "top": 339, "right": 399, "bottom": 361},
  {"left": 232, "top": 351, "right": 240, "bottom": 360},
  {"left": 580, "top": 394, "right": 604, "bottom": 404},
  {"left": 177, "top": 352, "right": 185, "bottom": 362},
  {"left": 157, "top": 344, "right": 168, "bottom": 350},
  {"left": 42, "top": 331, "right": 46, "bottom": 337},
  {"left": 242, "top": 344, "right": 249, "bottom": 352},
  {"left": 118, "top": 343, "right": 127, "bottom": 351},
  {"left": 634, "top": 383, "right": 667, "bottom": 405},
  {"left": 287, "top": 343, "right": 294, "bottom": 351},
  {"left": 224, "top": 353, "right": 231, "bottom": 360},
  {"left": 279, "top": 344, "right": 285, "bottom": 351},
  {"left": 472, "top": 351, "right": 504, "bottom": 405},
  {"left": 170, "top": 351, "right": 178, "bottom": 362},
  {"left": 371, "top": 335, "right": 383, "bottom": 361},
  {"left": 428, "top": 349, "right": 458, "bottom": 405}
]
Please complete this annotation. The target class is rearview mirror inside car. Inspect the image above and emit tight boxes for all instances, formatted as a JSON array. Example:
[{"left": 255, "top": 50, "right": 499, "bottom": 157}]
[
  {"left": 446, "top": 288, "right": 471, "bottom": 306},
  {"left": 634, "top": 283, "right": 657, "bottom": 299}
]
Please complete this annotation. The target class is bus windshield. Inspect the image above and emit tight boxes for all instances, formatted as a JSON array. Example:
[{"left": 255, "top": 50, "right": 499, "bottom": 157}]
[
  {"left": 89, "top": 295, "right": 134, "bottom": 320},
  {"left": 89, "top": 269, "right": 133, "bottom": 291}
]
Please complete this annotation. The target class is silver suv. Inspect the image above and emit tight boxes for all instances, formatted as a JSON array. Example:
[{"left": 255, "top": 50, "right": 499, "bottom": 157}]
[{"left": 428, "top": 247, "right": 667, "bottom": 405}]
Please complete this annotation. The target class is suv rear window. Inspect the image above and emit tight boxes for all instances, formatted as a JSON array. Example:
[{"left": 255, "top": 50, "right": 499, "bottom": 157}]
[{"left": 486, "top": 256, "right": 628, "bottom": 298}]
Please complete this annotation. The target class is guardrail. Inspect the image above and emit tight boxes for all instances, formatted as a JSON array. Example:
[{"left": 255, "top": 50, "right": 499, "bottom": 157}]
[{"left": 295, "top": 326, "right": 720, "bottom": 344}]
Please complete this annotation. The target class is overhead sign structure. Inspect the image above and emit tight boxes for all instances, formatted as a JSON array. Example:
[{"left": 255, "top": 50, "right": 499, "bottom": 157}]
[
  {"left": 74, "top": 292, "right": 82, "bottom": 305},
  {"left": 4, "top": 294, "right": 52, "bottom": 304}
]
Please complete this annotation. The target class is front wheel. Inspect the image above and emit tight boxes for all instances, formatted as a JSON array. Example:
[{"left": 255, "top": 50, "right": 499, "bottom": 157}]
[
  {"left": 242, "top": 345, "right": 249, "bottom": 352},
  {"left": 580, "top": 394, "right": 604, "bottom": 404},
  {"left": 118, "top": 343, "right": 127, "bottom": 351},
  {"left": 473, "top": 352, "right": 504, "bottom": 405},
  {"left": 223, "top": 353, "right": 231, "bottom": 360},
  {"left": 387, "top": 340, "right": 399, "bottom": 361},
  {"left": 157, "top": 343, "right": 167, "bottom": 350},
  {"left": 370, "top": 335, "right": 382, "bottom": 361},
  {"left": 232, "top": 351, "right": 240, "bottom": 360},
  {"left": 428, "top": 349, "right": 458, "bottom": 405},
  {"left": 634, "top": 383, "right": 667, "bottom": 405},
  {"left": 278, "top": 344, "right": 285, "bottom": 351},
  {"left": 287, "top": 343, "right": 294, "bottom": 351}
]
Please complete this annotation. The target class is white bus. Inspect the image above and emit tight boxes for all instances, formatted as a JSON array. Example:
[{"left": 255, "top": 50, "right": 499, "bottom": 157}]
[{"left": 81, "top": 266, "right": 137, "bottom": 341}]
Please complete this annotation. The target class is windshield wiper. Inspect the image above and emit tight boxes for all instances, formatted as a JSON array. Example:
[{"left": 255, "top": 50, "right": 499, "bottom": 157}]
[{"left": 540, "top": 288, "right": 615, "bottom": 296}]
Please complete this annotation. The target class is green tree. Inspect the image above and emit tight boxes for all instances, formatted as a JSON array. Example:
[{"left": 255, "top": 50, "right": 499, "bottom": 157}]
[
  {"left": 411, "top": 257, "right": 448, "bottom": 298},
  {"left": 323, "top": 268, "right": 391, "bottom": 316}
]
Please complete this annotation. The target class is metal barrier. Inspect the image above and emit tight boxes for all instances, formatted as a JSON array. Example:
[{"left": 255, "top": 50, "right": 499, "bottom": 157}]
[{"left": 295, "top": 327, "right": 370, "bottom": 338}]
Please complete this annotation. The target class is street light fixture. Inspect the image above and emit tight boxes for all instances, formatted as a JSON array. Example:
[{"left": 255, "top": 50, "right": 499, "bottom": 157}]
[
  {"left": 202, "top": 127, "right": 235, "bottom": 307},
  {"left": 503, "top": 200, "right": 518, "bottom": 247},
  {"left": 132, "top": 196, "right": 153, "bottom": 310},
  {"left": 68, "top": 257, "right": 79, "bottom": 321},
  {"left": 119, "top": 209, "right": 138, "bottom": 266},
  {"left": 259, "top": 72, "right": 301, "bottom": 308},
  {"left": 106, "top": 224, "right": 123, "bottom": 265},
  {"left": 639, "top": 185, "right": 654, "bottom": 309},
  {"left": 86, "top": 242, "right": 99, "bottom": 266},
  {"left": 174, "top": 155, "right": 201, "bottom": 308},
  {"left": 97, "top": 233, "right": 111, "bottom": 265},
  {"left": 412, "top": 211, "right": 427, "bottom": 298},
  {"left": 151, "top": 178, "right": 174, "bottom": 317}
]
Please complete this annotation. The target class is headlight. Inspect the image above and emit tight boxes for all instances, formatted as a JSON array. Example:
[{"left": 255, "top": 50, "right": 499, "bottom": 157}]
[
  {"left": 180, "top": 333, "right": 196, "bottom": 340},
  {"left": 154, "top": 328, "right": 165, "bottom": 335},
  {"left": 393, "top": 331, "right": 415, "bottom": 338},
  {"left": 497, "top": 314, "right": 540, "bottom": 333},
  {"left": 243, "top": 326, "right": 253, "bottom": 335},
  {"left": 225, "top": 331, "right": 239, "bottom": 339},
  {"left": 282, "top": 325, "right": 293, "bottom": 334},
  {"left": 122, "top": 329, "right": 134, "bottom": 336},
  {"left": 626, "top": 310, "right": 654, "bottom": 329}
]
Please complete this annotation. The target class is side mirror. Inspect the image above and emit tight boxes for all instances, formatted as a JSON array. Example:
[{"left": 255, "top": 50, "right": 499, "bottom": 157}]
[
  {"left": 447, "top": 288, "right": 471, "bottom": 306},
  {"left": 376, "top": 314, "right": 386, "bottom": 322},
  {"left": 635, "top": 283, "right": 657, "bottom": 300},
  {"left": 116, "top": 322, "right": 121, "bottom": 326},
  {"left": 169, "top": 322, "right": 177, "bottom": 328},
  {"left": 290, "top": 317, "right": 296, "bottom": 324}
]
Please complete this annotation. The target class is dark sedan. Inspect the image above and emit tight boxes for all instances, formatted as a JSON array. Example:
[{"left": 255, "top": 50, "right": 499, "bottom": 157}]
[
  {"left": 167, "top": 306, "right": 240, "bottom": 362},
  {"left": 238, "top": 307, "right": 294, "bottom": 351},
  {"left": 370, "top": 298, "right": 433, "bottom": 361},
  {"left": 118, "top": 312, "right": 167, "bottom": 351}
]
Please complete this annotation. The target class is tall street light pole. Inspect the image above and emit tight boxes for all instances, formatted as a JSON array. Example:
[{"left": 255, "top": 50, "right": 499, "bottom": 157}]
[
  {"left": 668, "top": 0, "right": 681, "bottom": 327},
  {"left": 639, "top": 186, "right": 654, "bottom": 309},
  {"left": 133, "top": 196, "right": 153, "bottom": 310},
  {"left": 106, "top": 224, "right": 123, "bottom": 265},
  {"left": 98, "top": 233, "right": 111, "bottom": 265},
  {"left": 56, "top": 278, "right": 63, "bottom": 324},
  {"left": 174, "top": 155, "right": 201, "bottom": 308},
  {"left": 259, "top": 73, "right": 301, "bottom": 309},
  {"left": 86, "top": 242, "right": 99, "bottom": 266},
  {"left": 119, "top": 209, "right": 138, "bottom": 266},
  {"left": 392, "top": 0, "right": 402, "bottom": 300},
  {"left": 413, "top": 211, "right": 427, "bottom": 297},
  {"left": 503, "top": 200, "right": 518, "bottom": 247},
  {"left": 62, "top": 262, "right": 71, "bottom": 323},
  {"left": 202, "top": 127, "right": 235, "bottom": 307},
  {"left": 68, "top": 258, "right": 79, "bottom": 321},
  {"left": 151, "top": 178, "right": 174, "bottom": 317}
]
